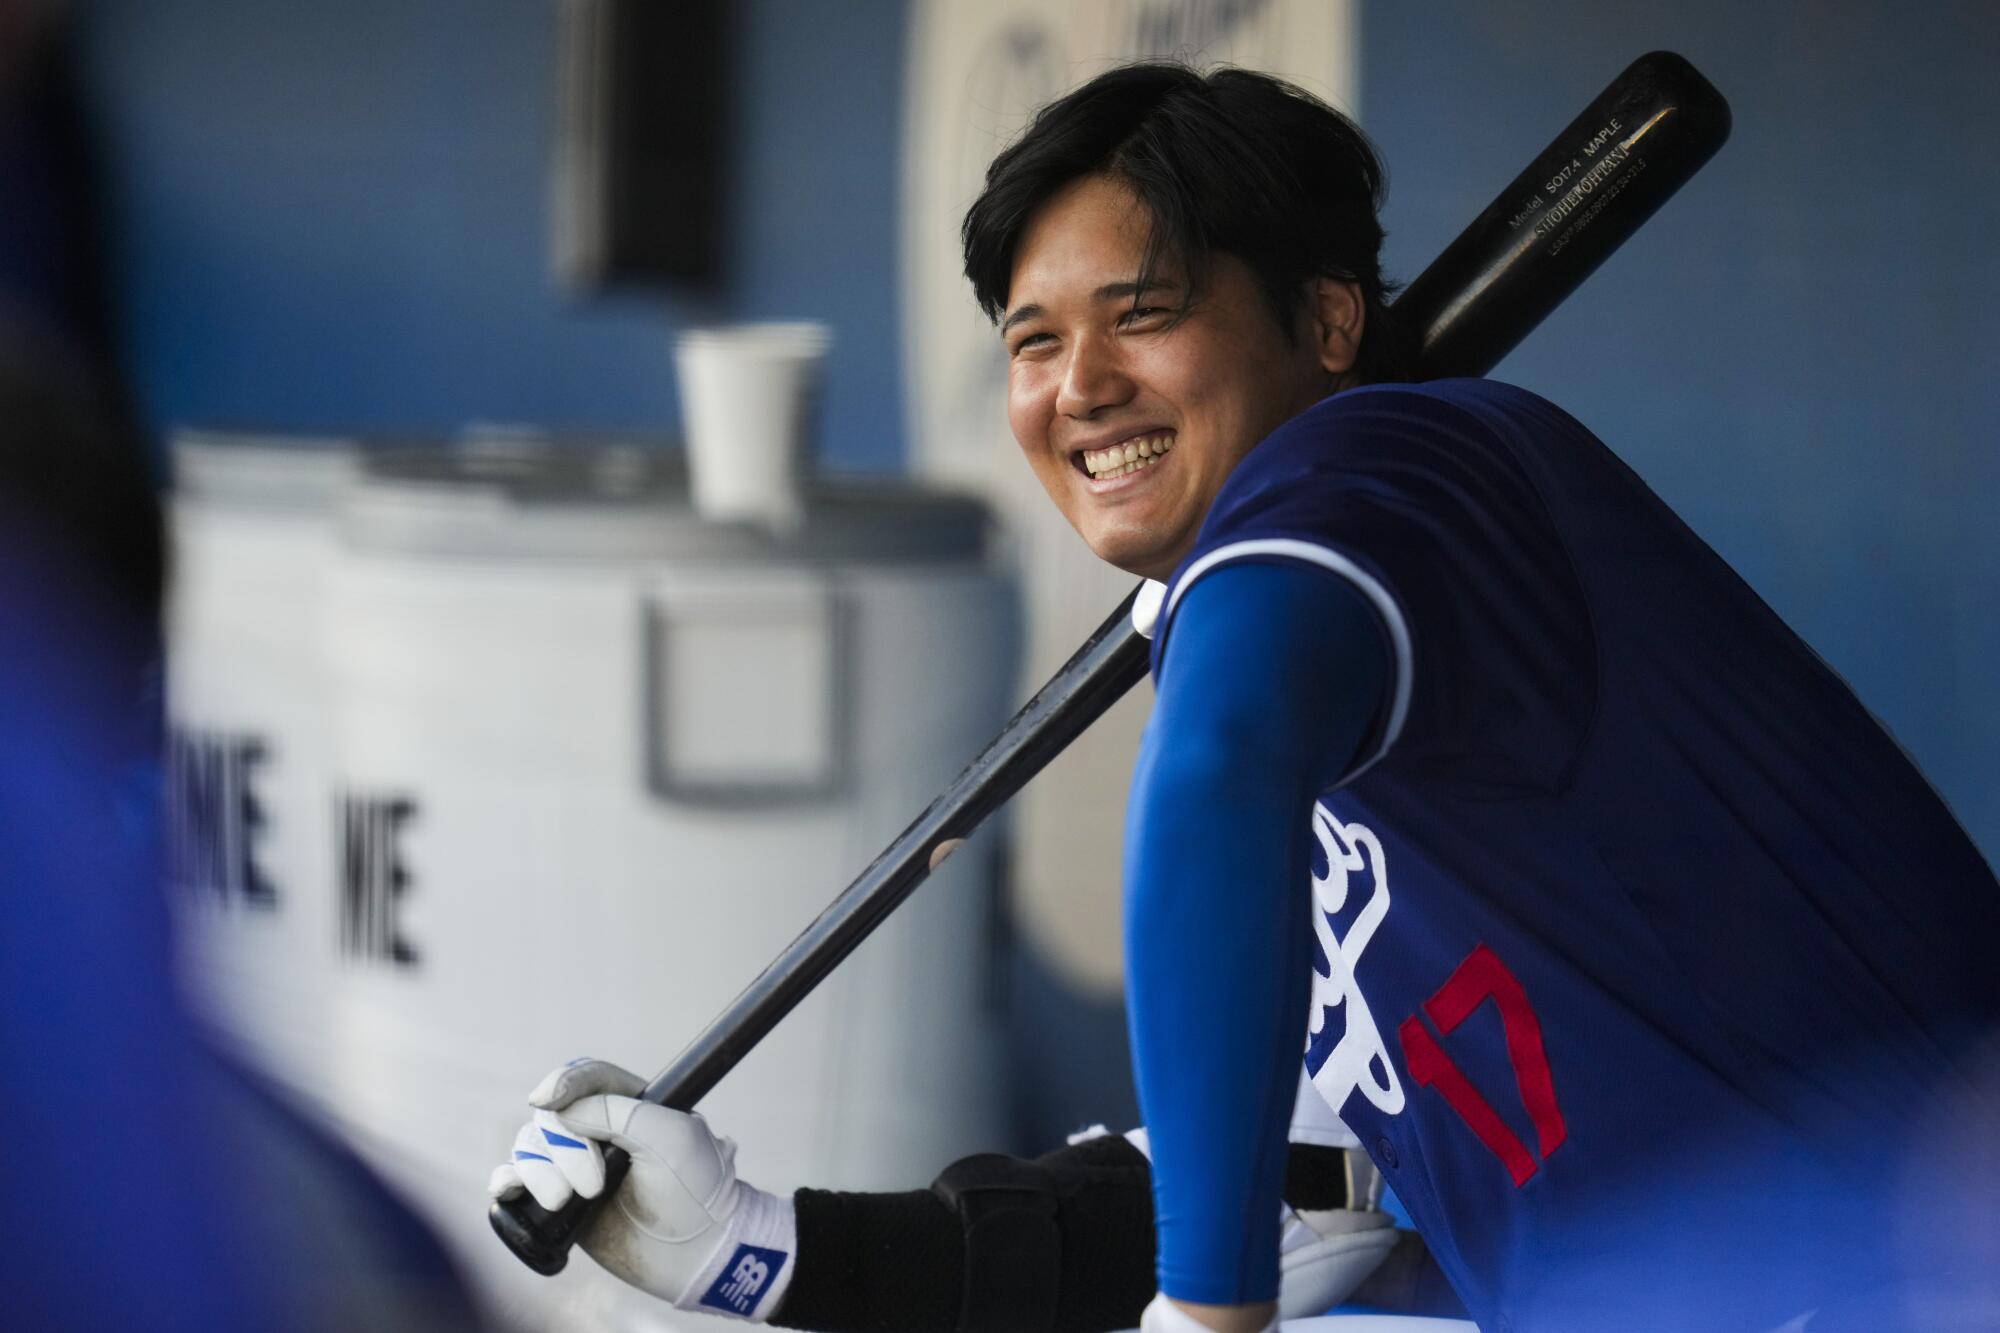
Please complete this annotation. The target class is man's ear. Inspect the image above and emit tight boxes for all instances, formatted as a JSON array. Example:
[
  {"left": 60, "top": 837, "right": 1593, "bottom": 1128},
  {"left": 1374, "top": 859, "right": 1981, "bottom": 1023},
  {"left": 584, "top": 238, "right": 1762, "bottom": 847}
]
[{"left": 1308, "top": 277, "right": 1366, "bottom": 378}]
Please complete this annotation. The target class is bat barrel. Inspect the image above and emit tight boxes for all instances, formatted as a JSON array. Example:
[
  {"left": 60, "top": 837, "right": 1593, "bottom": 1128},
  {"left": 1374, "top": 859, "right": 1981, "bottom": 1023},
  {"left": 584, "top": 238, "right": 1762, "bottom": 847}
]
[{"left": 1395, "top": 50, "right": 1730, "bottom": 381}]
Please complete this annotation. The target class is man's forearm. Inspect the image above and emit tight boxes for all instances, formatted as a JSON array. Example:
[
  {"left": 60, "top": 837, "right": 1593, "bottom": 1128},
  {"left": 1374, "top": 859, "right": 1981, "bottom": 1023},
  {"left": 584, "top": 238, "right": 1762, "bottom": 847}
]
[
  {"left": 1125, "top": 564, "right": 1389, "bottom": 1308},
  {"left": 775, "top": 1137, "right": 1370, "bottom": 1333}
]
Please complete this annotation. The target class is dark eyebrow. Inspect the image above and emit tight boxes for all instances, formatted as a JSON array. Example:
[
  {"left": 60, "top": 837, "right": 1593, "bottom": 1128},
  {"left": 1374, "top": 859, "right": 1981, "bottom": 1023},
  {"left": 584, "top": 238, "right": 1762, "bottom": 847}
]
[
  {"left": 999, "top": 303, "right": 1044, "bottom": 337},
  {"left": 1094, "top": 279, "right": 1179, "bottom": 304},
  {"left": 999, "top": 280, "right": 1182, "bottom": 337}
]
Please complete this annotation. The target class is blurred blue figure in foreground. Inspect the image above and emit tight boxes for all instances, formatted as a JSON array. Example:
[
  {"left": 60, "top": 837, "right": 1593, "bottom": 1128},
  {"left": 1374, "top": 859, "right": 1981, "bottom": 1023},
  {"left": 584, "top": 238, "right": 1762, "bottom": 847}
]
[
  {"left": 2, "top": 5, "right": 483, "bottom": 1320},
  {"left": 0, "top": 337, "right": 271, "bottom": 1328},
  {"left": 0, "top": 341, "right": 485, "bottom": 1330}
]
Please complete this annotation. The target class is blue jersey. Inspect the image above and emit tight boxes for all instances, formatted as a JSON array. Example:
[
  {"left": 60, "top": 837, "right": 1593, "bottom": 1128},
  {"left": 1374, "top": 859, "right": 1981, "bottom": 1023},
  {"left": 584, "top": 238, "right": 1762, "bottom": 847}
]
[{"left": 1148, "top": 380, "right": 2000, "bottom": 1331}]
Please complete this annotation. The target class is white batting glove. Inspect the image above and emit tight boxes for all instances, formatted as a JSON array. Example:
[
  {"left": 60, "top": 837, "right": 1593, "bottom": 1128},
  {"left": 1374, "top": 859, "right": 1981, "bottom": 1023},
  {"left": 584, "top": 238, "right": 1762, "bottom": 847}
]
[{"left": 487, "top": 1059, "right": 796, "bottom": 1322}]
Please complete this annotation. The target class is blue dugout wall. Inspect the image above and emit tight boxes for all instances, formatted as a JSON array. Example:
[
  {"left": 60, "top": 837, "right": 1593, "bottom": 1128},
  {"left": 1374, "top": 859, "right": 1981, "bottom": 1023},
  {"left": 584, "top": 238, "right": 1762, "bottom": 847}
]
[
  {"left": 75, "top": 1, "right": 1995, "bottom": 867},
  {"left": 75, "top": 0, "right": 911, "bottom": 473},
  {"left": 1363, "top": 1, "right": 1998, "bottom": 865}
]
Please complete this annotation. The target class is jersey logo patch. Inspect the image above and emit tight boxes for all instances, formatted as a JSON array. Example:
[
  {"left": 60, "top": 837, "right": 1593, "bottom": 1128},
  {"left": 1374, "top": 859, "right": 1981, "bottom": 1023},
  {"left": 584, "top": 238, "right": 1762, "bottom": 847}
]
[
  {"left": 701, "top": 1243, "right": 787, "bottom": 1317},
  {"left": 1303, "top": 805, "right": 1405, "bottom": 1117}
]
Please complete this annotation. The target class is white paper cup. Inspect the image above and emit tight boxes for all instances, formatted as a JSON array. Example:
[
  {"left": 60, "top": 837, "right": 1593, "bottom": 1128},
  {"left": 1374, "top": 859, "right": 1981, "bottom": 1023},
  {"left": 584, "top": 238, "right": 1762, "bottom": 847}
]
[{"left": 674, "top": 321, "right": 832, "bottom": 527}]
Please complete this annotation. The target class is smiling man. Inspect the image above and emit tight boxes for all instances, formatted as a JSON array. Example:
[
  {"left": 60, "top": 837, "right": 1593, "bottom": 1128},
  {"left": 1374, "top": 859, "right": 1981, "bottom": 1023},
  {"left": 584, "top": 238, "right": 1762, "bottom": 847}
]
[
  {"left": 493, "top": 63, "right": 1999, "bottom": 1333},
  {"left": 961, "top": 75, "right": 1398, "bottom": 1333},
  {"left": 993, "top": 170, "right": 1362, "bottom": 581},
  {"left": 957, "top": 62, "right": 2000, "bottom": 1333}
]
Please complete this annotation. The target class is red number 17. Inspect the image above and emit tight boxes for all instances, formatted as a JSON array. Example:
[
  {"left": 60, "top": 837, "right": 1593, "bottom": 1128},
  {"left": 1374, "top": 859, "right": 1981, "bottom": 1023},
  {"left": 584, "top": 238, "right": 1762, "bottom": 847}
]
[{"left": 1396, "top": 943, "right": 1567, "bottom": 1186}]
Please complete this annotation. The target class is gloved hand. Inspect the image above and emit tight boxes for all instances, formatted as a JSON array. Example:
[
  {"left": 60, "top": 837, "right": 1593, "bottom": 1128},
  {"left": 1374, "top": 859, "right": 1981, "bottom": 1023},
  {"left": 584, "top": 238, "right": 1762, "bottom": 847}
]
[
  {"left": 487, "top": 1059, "right": 796, "bottom": 1322},
  {"left": 1278, "top": 1197, "right": 1398, "bottom": 1317}
]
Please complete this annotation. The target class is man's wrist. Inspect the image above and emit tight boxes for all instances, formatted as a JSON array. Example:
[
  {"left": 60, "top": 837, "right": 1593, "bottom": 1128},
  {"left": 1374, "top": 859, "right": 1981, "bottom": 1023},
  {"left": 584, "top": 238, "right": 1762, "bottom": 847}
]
[
  {"left": 1139, "top": 1293, "right": 1279, "bottom": 1333},
  {"left": 677, "top": 1181, "right": 797, "bottom": 1322}
]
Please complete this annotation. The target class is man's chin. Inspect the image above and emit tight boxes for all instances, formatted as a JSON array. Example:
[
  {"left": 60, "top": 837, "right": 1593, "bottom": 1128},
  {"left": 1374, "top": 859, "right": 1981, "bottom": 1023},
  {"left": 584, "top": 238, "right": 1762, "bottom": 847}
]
[{"left": 1084, "top": 530, "right": 1177, "bottom": 583}]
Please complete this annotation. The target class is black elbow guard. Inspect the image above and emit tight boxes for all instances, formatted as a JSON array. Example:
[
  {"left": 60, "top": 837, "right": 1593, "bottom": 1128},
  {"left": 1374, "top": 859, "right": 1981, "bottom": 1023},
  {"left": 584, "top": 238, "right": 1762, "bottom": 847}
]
[
  {"left": 932, "top": 1134, "right": 1157, "bottom": 1333},
  {"left": 930, "top": 1153, "right": 1062, "bottom": 1332},
  {"left": 779, "top": 1137, "right": 1361, "bottom": 1333}
]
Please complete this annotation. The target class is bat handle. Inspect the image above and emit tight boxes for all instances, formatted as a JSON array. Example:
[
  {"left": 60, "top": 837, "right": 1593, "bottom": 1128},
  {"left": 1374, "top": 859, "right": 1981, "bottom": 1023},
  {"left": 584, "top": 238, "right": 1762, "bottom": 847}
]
[{"left": 488, "top": 1144, "right": 633, "bottom": 1275}]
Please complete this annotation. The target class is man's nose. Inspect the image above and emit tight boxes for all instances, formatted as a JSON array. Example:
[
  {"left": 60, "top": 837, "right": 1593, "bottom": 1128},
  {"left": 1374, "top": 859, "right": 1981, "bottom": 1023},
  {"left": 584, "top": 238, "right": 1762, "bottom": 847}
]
[{"left": 1056, "top": 332, "right": 1134, "bottom": 418}]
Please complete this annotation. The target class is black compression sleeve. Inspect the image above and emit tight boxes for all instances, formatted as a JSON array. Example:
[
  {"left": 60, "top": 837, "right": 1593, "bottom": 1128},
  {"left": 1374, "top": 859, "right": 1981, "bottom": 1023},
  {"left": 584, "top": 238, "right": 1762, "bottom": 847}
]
[
  {"left": 776, "top": 1186, "right": 963, "bottom": 1332},
  {"left": 773, "top": 1139, "right": 1358, "bottom": 1333}
]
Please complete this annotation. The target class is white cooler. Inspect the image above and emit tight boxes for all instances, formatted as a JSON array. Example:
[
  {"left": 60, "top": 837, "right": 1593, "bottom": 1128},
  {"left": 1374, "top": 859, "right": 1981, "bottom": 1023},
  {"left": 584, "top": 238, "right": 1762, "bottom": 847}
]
[
  {"left": 317, "top": 445, "right": 1018, "bottom": 1327},
  {"left": 166, "top": 433, "right": 356, "bottom": 1106},
  {"left": 168, "top": 435, "right": 1021, "bottom": 1328}
]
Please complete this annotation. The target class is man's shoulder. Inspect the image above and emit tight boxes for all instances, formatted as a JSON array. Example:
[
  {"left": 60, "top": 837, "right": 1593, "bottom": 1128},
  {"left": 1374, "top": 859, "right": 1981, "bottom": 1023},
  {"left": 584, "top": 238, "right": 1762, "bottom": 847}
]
[{"left": 1217, "top": 378, "right": 1586, "bottom": 510}]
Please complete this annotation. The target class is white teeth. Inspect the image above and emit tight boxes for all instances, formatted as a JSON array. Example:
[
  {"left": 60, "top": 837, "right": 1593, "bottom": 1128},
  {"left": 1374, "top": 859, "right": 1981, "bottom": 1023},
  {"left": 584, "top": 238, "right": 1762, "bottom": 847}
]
[{"left": 1083, "top": 433, "right": 1175, "bottom": 477}]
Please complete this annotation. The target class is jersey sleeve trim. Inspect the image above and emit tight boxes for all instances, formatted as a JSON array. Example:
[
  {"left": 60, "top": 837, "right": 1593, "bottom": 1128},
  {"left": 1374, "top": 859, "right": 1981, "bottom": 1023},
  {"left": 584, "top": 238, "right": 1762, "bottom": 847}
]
[{"left": 1163, "top": 537, "right": 1412, "bottom": 782}]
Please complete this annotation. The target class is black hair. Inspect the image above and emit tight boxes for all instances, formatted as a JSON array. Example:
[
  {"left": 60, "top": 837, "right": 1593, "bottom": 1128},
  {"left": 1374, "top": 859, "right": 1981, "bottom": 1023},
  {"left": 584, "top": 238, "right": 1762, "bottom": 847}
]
[{"left": 962, "top": 63, "right": 1407, "bottom": 383}]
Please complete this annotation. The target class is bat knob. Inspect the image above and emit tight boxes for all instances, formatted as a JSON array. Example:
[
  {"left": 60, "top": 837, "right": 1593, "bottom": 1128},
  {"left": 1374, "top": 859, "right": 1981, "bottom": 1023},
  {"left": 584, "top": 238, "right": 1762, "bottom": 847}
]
[{"left": 490, "top": 1144, "right": 633, "bottom": 1275}]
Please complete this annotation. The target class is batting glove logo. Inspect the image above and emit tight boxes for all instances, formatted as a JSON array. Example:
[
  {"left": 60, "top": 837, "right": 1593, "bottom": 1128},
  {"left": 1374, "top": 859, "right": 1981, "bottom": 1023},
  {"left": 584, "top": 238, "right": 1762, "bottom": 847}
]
[{"left": 701, "top": 1243, "right": 788, "bottom": 1318}]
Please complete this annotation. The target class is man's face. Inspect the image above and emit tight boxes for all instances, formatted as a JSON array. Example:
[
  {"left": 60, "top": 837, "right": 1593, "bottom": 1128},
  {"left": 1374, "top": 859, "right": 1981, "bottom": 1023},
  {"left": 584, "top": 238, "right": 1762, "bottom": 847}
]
[{"left": 1001, "top": 174, "right": 1343, "bottom": 580}]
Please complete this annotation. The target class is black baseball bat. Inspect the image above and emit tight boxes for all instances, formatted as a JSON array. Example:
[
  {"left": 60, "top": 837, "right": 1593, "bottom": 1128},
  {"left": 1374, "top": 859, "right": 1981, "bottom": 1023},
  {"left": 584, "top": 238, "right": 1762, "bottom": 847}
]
[{"left": 493, "top": 49, "right": 1730, "bottom": 1275}]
